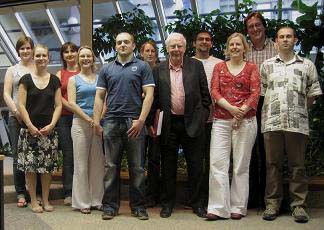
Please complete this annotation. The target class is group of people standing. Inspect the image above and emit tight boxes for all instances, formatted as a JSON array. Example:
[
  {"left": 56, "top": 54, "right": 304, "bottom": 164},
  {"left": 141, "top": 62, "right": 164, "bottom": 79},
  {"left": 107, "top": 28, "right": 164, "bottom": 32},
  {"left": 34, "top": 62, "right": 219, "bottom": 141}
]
[{"left": 3, "top": 12, "right": 322, "bottom": 224}]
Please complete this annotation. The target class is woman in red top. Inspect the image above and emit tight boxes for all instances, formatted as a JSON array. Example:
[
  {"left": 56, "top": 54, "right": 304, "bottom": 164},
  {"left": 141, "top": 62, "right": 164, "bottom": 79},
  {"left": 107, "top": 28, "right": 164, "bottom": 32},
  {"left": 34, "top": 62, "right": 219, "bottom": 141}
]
[
  {"left": 206, "top": 33, "right": 260, "bottom": 220},
  {"left": 56, "top": 42, "right": 79, "bottom": 206}
]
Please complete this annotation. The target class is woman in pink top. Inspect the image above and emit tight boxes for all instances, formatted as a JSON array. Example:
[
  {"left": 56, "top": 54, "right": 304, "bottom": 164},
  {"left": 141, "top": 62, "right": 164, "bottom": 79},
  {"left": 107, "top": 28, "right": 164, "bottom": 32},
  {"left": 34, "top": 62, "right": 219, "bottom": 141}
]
[
  {"left": 56, "top": 42, "right": 79, "bottom": 206},
  {"left": 206, "top": 33, "right": 260, "bottom": 220}
]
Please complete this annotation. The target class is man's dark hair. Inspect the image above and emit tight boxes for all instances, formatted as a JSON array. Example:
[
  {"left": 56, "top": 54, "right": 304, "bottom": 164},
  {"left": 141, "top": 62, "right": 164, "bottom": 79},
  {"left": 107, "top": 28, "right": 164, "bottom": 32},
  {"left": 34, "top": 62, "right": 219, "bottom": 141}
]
[{"left": 194, "top": 30, "right": 213, "bottom": 41}]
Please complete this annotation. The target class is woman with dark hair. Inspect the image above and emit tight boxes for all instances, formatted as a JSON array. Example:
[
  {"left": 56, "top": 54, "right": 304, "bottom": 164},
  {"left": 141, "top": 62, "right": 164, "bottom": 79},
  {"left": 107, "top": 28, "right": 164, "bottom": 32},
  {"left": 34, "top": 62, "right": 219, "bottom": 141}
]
[
  {"left": 207, "top": 33, "right": 260, "bottom": 220},
  {"left": 68, "top": 46, "right": 105, "bottom": 214},
  {"left": 17, "top": 44, "right": 62, "bottom": 213},
  {"left": 56, "top": 42, "right": 79, "bottom": 206},
  {"left": 3, "top": 36, "right": 42, "bottom": 208}
]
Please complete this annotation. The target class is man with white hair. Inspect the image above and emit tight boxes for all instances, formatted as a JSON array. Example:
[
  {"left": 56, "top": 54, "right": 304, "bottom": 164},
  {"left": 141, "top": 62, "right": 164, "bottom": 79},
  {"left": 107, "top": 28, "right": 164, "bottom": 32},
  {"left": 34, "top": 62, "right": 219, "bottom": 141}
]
[{"left": 149, "top": 32, "right": 211, "bottom": 218}]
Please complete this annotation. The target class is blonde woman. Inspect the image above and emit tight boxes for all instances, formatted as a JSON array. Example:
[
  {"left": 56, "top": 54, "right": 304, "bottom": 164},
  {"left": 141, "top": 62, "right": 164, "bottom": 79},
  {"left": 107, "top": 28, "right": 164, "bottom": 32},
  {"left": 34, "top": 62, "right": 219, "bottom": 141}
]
[
  {"left": 68, "top": 46, "right": 105, "bottom": 214},
  {"left": 17, "top": 44, "right": 62, "bottom": 213},
  {"left": 207, "top": 33, "right": 260, "bottom": 220}
]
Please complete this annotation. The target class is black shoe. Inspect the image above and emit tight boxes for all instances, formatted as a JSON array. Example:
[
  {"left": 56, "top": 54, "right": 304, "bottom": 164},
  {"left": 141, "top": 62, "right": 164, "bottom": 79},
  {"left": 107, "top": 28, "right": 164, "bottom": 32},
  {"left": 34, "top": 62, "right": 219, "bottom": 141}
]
[
  {"left": 160, "top": 207, "right": 173, "bottom": 218},
  {"left": 193, "top": 207, "right": 207, "bottom": 218},
  {"left": 102, "top": 209, "right": 117, "bottom": 220},
  {"left": 131, "top": 208, "right": 149, "bottom": 220}
]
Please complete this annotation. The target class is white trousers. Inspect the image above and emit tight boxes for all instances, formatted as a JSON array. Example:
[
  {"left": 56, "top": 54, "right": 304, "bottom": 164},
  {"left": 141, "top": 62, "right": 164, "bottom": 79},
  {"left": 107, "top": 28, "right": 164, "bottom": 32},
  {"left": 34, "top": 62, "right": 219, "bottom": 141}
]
[
  {"left": 71, "top": 118, "right": 105, "bottom": 209},
  {"left": 207, "top": 117, "right": 257, "bottom": 218}
]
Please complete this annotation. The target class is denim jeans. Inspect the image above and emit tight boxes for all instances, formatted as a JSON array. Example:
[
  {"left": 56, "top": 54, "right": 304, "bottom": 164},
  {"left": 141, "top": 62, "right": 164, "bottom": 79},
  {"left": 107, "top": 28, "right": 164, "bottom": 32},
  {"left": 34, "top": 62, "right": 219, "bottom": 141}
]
[
  {"left": 57, "top": 115, "right": 74, "bottom": 198},
  {"left": 102, "top": 118, "right": 146, "bottom": 211},
  {"left": 8, "top": 116, "right": 42, "bottom": 199}
]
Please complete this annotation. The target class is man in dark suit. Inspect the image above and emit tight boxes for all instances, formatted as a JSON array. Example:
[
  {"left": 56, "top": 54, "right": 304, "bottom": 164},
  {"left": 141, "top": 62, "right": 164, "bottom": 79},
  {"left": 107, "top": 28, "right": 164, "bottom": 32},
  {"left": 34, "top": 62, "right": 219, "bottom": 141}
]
[{"left": 150, "top": 32, "right": 211, "bottom": 218}]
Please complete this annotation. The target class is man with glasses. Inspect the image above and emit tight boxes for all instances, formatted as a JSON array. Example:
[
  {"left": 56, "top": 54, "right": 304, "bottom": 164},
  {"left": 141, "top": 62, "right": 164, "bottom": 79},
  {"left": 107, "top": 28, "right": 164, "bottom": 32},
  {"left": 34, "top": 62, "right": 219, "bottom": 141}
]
[
  {"left": 150, "top": 32, "right": 211, "bottom": 218},
  {"left": 93, "top": 32, "right": 155, "bottom": 221},
  {"left": 244, "top": 12, "right": 277, "bottom": 209}
]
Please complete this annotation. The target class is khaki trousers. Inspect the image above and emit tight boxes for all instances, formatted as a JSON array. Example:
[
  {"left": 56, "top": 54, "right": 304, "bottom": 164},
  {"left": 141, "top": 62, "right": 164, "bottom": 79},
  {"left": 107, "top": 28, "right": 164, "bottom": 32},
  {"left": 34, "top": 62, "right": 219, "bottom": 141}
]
[{"left": 264, "top": 131, "right": 308, "bottom": 211}]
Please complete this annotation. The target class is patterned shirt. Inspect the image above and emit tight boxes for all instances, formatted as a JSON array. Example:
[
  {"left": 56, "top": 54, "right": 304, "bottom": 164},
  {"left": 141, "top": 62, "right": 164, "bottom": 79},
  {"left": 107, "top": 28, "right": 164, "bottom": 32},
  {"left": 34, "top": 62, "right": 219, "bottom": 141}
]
[
  {"left": 260, "top": 54, "right": 322, "bottom": 135},
  {"left": 247, "top": 38, "right": 277, "bottom": 70},
  {"left": 211, "top": 61, "right": 260, "bottom": 119}
]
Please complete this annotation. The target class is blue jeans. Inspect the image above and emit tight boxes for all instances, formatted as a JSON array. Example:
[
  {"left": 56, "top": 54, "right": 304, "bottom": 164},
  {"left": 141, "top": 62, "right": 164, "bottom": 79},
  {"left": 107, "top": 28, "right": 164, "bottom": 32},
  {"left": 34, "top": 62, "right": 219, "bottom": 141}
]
[
  {"left": 57, "top": 115, "right": 74, "bottom": 198},
  {"left": 102, "top": 118, "right": 146, "bottom": 211},
  {"left": 8, "top": 116, "right": 41, "bottom": 199}
]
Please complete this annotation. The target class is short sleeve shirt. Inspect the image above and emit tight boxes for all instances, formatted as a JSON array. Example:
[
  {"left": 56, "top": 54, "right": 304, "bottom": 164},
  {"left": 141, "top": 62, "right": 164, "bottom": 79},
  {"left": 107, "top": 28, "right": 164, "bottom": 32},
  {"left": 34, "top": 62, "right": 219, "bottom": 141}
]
[
  {"left": 211, "top": 61, "right": 260, "bottom": 119},
  {"left": 260, "top": 54, "right": 322, "bottom": 135},
  {"left": 97, "top": 57, "right": 155, "bottom": 119},
  {"left": 19, "top": 74, "right": 61, "bottom": 128}
]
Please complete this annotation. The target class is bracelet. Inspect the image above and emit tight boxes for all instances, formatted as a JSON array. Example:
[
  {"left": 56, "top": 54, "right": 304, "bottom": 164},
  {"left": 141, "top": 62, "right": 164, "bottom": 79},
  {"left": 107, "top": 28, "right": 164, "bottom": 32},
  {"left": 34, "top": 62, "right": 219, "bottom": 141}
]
[{"left": 12, "top": 109, "right": 18, "bottom": 115}]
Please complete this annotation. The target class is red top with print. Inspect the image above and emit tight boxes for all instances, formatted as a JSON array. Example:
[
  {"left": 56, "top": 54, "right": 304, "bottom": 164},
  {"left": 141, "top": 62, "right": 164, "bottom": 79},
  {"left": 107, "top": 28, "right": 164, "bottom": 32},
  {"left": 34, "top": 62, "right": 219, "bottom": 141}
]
[{"left": 211, "top": 61, "right": 260, "bottom": 119}]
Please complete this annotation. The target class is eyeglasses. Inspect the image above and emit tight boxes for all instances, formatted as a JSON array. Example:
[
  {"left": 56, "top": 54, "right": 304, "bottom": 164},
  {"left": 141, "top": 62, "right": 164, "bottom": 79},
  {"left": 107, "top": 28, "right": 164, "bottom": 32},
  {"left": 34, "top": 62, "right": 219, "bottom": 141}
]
[{"left": 247, "top": 22, "right": 263, "bottom": 30}]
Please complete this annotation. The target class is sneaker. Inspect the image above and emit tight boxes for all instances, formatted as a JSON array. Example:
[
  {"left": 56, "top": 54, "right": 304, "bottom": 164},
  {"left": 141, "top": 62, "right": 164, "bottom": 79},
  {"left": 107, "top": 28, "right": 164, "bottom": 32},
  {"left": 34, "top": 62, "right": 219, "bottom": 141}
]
[
  {"left": 131, "top": 209, "right": 149, "bottom": 220},
  {"left": 102, "top": 209, "right": 117, "bottom": 220},
  {"left": 262, "top": 207, "right": 278, "bottom": 221},
  {"left": 63, "top": 196, "right": 72, "bottom": 206},
  {"left": 292, "top": 206, "right": 309, "bottom": 223}
]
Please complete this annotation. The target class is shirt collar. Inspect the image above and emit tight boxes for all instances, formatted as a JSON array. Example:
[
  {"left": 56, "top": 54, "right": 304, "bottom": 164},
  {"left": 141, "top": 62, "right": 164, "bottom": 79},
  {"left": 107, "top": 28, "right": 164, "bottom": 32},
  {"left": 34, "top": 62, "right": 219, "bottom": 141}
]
[
  {"left": 275, "top": 53, "right": 303, "bottom": 64},
  {"left": 169, "top": 60, "right": 183, "bottom": 71},
  {"left": 115, "top": 56, "right": 136, "bottom": 65},
  {"left": 250, "top": 38, "right": 272, "bottom": 51}
]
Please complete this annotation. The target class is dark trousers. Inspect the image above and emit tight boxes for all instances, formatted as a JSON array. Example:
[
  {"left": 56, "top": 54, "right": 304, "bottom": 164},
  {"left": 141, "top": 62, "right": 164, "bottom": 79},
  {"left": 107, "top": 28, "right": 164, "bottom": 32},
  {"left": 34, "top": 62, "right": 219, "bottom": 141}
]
[
  {"left": 201, "top": 122, "right": 212, "bottom": 207},
  {"left": 145, "top": 136, "right": 161, "bottom": 203},
  {"left": 160, "top": 115, "right": 204, "bottom": 209},
  {"left": 8, "top": 116, "right": 41, "bottom": 200},
  {"left": 57, "top": 115, "right": 74, "bottom": 198},
  {"left": 102, "top": 118, "right": 146, "bottom": 211},
  {"left": 248, "top": 97, "right": 266, "bottom": 208}
]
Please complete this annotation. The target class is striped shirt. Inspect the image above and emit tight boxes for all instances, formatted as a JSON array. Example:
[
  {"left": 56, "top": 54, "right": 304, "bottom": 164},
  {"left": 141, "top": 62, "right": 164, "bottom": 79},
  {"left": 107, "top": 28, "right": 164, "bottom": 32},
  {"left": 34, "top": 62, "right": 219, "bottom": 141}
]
[
  {"left": 169, "top": 62, "right": 185, "bottom": 115},
  {"left": 247, "top": 38, "right": 277, "bottom": 70}
]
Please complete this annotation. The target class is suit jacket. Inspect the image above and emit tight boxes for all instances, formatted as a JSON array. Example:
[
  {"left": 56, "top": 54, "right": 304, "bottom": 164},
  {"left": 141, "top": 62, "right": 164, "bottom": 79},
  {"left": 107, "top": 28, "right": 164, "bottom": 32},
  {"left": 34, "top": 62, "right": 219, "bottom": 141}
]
[{"left": 151, "top": 57, "right": 212, "bottom": 145}]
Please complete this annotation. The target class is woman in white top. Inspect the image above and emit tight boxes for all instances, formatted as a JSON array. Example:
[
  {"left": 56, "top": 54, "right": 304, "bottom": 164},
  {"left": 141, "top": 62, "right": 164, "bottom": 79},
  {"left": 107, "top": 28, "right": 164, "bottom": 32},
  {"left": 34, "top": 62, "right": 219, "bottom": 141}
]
[{"left": 3, "top": 36, "right": 42, "bottom": 208}]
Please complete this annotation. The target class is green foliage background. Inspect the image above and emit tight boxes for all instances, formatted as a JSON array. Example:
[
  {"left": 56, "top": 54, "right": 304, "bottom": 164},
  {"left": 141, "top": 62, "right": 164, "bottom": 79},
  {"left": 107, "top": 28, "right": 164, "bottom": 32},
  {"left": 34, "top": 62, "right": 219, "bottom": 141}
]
[{"left": 93, "top": 0, "right": 324, "bottom": 176}]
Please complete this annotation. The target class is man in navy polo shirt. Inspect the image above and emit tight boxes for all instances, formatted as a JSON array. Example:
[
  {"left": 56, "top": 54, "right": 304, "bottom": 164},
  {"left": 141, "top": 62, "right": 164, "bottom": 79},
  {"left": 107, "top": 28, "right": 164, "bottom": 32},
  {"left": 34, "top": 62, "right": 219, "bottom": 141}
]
[{"left": 93, "top": 32, "right": 155, "bottom": 220}]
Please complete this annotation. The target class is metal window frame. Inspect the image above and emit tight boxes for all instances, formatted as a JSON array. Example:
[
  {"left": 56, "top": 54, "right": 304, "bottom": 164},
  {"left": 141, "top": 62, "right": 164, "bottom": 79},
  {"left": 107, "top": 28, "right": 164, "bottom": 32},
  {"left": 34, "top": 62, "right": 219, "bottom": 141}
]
[
  {"left": 0, "top": 23, "right": 18, "bottom": 64},
  {"left": 46, "top": 8, "right": 65, "bottom": 45},
  {"left": 152, "top": 0, "right": 167, "bottom": 43}
]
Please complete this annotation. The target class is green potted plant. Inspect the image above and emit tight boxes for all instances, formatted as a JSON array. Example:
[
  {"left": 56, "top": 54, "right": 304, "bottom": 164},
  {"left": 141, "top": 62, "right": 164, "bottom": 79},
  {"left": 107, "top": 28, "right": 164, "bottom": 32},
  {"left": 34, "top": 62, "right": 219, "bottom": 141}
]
[{"left": 93, "top": 6, "right": 154, "bottom": 61}]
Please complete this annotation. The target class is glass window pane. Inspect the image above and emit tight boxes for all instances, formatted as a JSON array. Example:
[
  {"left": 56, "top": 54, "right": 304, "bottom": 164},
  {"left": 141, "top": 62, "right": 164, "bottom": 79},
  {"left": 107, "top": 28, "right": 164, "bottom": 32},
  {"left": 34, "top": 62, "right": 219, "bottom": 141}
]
[
  {"left": 119, "top": 0, "right": 155, "bottom": 18},
  {"left": 0, "top": 14, "right": 24, "bottom": 45},
  {"left": 93, "top": 1, "right": 116, "bottom": 31},
  {"left": 20, "top": 10, "right": 61, "bottom": 64},
  {"left": 197, "top": 0, "right": 221, "bottom": 15},
  {"left": 50, "top": 6, "right": 80, "bottom": 46},
  {"left": 161, "top": 0, "right": 192, "bottom": 22},
  {"left": 0, "top": 46, "right": 12, "bottom": 67}
]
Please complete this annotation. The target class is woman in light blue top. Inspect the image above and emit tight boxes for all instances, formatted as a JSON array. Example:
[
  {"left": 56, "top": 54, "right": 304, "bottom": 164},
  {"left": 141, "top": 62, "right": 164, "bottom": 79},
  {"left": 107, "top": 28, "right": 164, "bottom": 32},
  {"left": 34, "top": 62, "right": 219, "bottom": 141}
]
[{"left": 67, "top": 46, "right": 105, "bottom": 214}]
